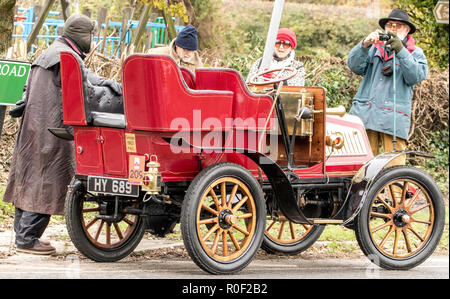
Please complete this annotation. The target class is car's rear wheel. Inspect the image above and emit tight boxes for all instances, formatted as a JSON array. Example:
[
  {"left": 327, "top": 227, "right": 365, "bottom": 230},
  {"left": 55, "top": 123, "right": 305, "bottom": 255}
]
[
  {"left": 65, "top": 178, "right": 146, "bottom": 262},
  {"left": 262, "top": 218, "right": 324, "bottom": 254}
]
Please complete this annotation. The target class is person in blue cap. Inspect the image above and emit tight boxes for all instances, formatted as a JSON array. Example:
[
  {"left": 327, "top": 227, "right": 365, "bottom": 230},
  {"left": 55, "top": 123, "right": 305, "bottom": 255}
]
[{"left": 148, "top": 24, "right": 203, "bottom": 72}]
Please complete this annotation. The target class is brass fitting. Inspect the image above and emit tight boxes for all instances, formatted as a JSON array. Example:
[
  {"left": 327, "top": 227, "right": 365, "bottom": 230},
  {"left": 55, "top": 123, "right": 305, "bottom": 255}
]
[
  {"left": 326, "top": 132, "right": 345, "bottom": 150},
  {"left": 141, "top": 155, "right": 162, "bottom": 194}
]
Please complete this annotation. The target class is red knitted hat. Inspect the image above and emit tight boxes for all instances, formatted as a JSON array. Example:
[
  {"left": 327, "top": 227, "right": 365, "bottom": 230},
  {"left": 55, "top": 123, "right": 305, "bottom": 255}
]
[{"left": 276, "top": 28, "right": 297, "bottom": 49}]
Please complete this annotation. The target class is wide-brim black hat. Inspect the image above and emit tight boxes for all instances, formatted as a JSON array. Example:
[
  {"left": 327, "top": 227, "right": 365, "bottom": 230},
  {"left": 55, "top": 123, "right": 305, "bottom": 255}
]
[{"left": 379, "top": 9, "right": 416, "bottom": 34}]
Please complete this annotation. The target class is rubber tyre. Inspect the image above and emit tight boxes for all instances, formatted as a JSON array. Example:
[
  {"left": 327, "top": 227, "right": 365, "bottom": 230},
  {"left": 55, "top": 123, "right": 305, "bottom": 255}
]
[
  {"left": 354, "top": 166, "right": 445, "bottom": 270},
  {"left": 261, "top": 224, "right": 325, "bottom": 255},
  {"left": 65, "top": 178, "right": 146, "bottom": 262},
  {"left": 181, "top": 163, "right": 266, "bottom": 275}
]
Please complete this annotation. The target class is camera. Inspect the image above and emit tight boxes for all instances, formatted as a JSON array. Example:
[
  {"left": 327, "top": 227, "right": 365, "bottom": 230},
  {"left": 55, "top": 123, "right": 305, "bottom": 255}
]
[{"left": 379, "top": 32, "right": 391, "bottom": 41}]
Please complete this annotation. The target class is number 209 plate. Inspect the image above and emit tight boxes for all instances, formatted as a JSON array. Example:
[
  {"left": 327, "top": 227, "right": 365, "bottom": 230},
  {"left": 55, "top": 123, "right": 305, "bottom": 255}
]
[{"left": 87, "top": 176, "right": 139, "bottom": 197}]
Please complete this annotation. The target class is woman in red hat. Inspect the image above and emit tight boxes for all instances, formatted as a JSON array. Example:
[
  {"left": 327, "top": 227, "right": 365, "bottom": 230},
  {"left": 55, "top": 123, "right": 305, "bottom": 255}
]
[{"left": 247, "top": 28, "right": 305, "bottom": 86}]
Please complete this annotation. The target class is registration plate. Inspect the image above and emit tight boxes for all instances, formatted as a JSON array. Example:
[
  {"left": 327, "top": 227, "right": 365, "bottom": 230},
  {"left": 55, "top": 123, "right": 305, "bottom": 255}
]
[{"left": 87, "top": 176, "right": 139, "bottom": 197}]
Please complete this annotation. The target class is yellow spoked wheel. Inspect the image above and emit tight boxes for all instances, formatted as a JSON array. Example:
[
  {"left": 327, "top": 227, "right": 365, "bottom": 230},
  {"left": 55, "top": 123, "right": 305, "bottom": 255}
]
[
  {"left": 196, "top": 177, "right": 256, "bottom": 261},
  {"left": 262, "top": 216, "right": 324, "bottom": 254},
  {"left": 355, "top": 166, "right": 445, "bottom": 270},
  {"left": 181, "top": 163, "right": 266, "bottom": 275},
  {"left": 368, "top": 179, "right": 435, "bottom": 258}
]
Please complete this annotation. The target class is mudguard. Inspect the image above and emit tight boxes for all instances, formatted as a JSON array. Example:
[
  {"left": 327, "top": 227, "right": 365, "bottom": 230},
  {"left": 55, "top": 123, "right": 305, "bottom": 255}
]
[
  {"left": 163, "top": 136, "right": 311, "bottom": 224},
  {"left": 243, "top": 152, "right": 311, "bottom": 224},
  {"left": 339, "top": 150, "right": 435, "bottom": 227}
]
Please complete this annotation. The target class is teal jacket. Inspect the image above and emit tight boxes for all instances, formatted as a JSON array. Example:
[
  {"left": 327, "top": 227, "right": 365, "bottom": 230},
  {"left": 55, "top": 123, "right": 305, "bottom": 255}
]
[{"left": 347, "top": 36, "right": 428, "bottom": 140}]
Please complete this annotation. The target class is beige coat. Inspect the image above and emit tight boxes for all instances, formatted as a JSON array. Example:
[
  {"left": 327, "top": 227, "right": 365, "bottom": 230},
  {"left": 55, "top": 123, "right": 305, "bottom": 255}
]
[{"left": 147, "top": 40, "right": 203, "bottom": 73}]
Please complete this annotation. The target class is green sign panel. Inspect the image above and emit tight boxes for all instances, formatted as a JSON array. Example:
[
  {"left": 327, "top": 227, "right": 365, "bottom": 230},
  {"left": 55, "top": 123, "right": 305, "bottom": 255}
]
[{"left": 0, "top": 59, "right": 31, "bottom": 106}]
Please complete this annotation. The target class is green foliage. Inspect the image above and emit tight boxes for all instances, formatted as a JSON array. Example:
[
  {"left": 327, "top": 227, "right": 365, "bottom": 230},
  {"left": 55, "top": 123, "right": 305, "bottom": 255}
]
[
  {"left": 285, "top": 0, "right": 391, "bottom": 6},
  {"left": 191, "top": 0, "right": 220, "bottom": 24},
  {"left": 426, "top": 130, "right": 450, "bottom": 171},
  {"left": 220, "top": 1, "right": 380, "bottom": 74},
  {"left": 188, "top": 0, "right": 223, "bottom": 49},
  {"left": 140, "top": 0, "right": 188, "bottom": 22},
  {"left": 0, "top": 187, "right": 14, "bottom": 221},
  {"left": 302, "top": 57, "right": 361, "bottom": 109},
  {"left": 423, "top": 130, "right": 449, "bottom": 195},
  {"left": 397, "top": 0, "right": 449, "bottom": 69},
  {"left": 285, "top": 9, "right": 378, "bottom": 58}
]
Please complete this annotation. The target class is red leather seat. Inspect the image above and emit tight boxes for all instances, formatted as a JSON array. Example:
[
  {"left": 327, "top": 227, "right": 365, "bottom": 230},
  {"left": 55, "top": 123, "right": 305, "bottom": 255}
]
[
  {"left": 180, "top": 67, "right": 196, "bottom": 90},
  {"left": 195, "top": 68, "right": 274, "bottom": 131},
  {"left": 122, "top": 54, "right": 234, "bottom": 131},
  {"left": 60, "top": 51, "right": 126, "bottom": 128},
  {"left": 60, "top": 51, "right": 87, "bottom": 126}
]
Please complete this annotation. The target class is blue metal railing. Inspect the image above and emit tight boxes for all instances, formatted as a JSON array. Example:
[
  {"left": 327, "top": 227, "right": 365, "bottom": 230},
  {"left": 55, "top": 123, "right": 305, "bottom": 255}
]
[{"left": 13, "top": 7, "right": 184, "bottom": 58}]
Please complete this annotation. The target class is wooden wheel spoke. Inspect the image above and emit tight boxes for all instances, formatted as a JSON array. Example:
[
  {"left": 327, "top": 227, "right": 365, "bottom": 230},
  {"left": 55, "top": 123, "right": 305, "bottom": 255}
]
[
  {"left": 411, "top": 218, "right": 432, "bottom": 225},
  {"left": 400, "top": 181, "right": 409, "bottom": 206},
  {"left": 202, "top": 204, "right": 219, "bottom": 216},
  {"left": 211, "top": 229, "right": 222, "bottom": 255},
  {"left": 95, "top": 220, "right": 105, "bottom": 241},
  {"left": 106, "top": 223, "right": 111, "bottom": 245},
  {"left": 402, "top": 229, "right": 412, "bottom": 253},
  {"left": 221, "top": 182, "right": 227, "bottom": 206},
  {"left": 406, "top": 189, "right": 422, "bottom": 210},
  {"left": 232, "top": 196, "right": 248, "bottom": 213},
  {"left": 232, "top": 223, "right": 249, "bottom": 236},
  {"left": 85, "top": 217, "right": 99, "bottom": 230},
  {"left": 370, "top": 211, "right": 392, "bottom": 219},
  {"left": 277, "top": 221, "right": 285, "bottom": 239},
  {"left": 222, "top": 231, "right": 229, "bottom": 257},
  {"left": 113, "top": 222, "right": 124, "bottom": 240},
  {"left": 378, "top": 225, "right": 395, "bottom": 248},
  {"left": 409, "top": 203, "right": 430, "bottom": 214},
  {"left": 123, "top": 217, "right": 134, "bottom": 226},
  {"left": 302, "top": 224, "right": 311, "bottom": 230},
  {"left": 393, "top": 228, "right": 400, "bottom": 255},
  {"left": 289, "top": 222, "right": 296, "bottom": 239},
  {"left": 266, "top": 220, "right": 276, "bottom": 232},
  {"left": 229, "top": 230, "right": 240, "bottom": 250},
  {"left": 202, "top": 223, "right": 219, "bottom": 242},
  {"left": 228, "top": 184, "right": 239, "bottom": 208},
  {"left": 371, "top": 220, "right": 393, "bottom": 234},
  {"left": 199, "top": 217, "right": 217, "bottom": 225},
  {"left": 237, "top": 213, "right": 253, "bottom": 219},
  {"left": 407, "top": 225, "right": 425, "bottom": 242},
  {"left": 389, "top": 184, "right": 398, "bottom": 208},
  {"left": 82, "top": 207, "right": 100, "bottom": 213},
  {"left": 209, "top": 189, "right": 220, "bottom": 209},
  {"left": 377, "top": 196, "right": 395, "bottom": 213}
]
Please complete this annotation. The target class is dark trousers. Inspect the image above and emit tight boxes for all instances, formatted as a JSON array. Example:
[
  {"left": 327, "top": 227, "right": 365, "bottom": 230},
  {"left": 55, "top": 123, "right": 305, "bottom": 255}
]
[{"left": 14, "top": 208, "right": 51, "bottom": 248}]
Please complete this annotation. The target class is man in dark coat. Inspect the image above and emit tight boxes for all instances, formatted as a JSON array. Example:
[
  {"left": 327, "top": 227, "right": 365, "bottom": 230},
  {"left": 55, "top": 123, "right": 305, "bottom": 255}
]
[{"left": 3, "top": 14, "right": 123, "bottom": 254}]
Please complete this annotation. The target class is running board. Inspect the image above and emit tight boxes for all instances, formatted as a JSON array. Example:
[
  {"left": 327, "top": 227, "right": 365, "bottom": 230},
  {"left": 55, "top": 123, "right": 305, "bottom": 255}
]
[{"left": 309, "top": 219, "right": 344, "bottom": 224}]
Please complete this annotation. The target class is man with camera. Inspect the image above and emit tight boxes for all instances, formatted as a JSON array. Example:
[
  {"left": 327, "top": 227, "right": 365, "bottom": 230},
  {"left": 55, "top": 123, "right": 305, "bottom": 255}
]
[{"left": 347, "top": 9, "right": 428, "bottom": 164}]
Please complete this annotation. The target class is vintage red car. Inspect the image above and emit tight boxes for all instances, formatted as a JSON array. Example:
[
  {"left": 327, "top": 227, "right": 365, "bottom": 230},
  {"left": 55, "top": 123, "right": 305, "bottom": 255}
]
[{"left": 56, "top": 51, "right": 445, "bottom": 275}]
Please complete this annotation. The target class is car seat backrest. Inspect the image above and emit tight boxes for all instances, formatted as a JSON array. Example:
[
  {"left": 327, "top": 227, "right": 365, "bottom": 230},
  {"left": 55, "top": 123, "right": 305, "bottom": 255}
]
[{"left": 60, "top": 51, "right": 88, "bottom": 125}]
